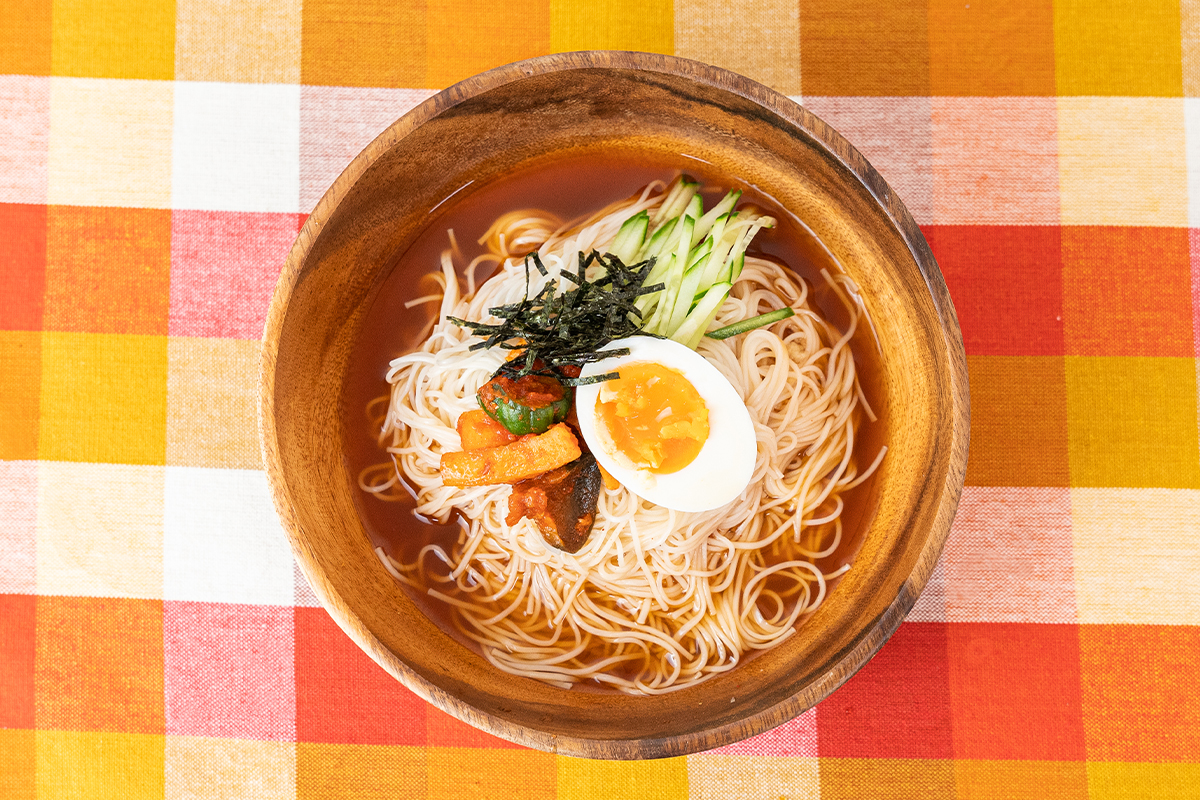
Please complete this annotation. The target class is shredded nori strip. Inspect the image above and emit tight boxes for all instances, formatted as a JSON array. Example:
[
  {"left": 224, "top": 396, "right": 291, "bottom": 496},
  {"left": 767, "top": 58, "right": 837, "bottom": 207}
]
[{"left": 446, "top": 251, "right": 663, "bottom": 386}]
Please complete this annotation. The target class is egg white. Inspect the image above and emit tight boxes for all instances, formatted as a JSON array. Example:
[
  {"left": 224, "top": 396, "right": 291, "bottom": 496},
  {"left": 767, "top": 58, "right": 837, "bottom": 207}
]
[{"left": 574, "top": 336, "right": 757, "bottom": 513}]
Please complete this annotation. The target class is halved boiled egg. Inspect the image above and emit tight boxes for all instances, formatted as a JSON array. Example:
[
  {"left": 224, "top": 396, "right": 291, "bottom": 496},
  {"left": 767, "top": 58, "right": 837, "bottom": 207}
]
[{"left": 574, "top": 336, "right": 757, "bottom": 512}]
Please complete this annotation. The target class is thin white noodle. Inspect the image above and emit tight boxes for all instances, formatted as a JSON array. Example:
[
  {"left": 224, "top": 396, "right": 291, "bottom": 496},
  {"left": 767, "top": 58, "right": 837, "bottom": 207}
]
[
  {"left": 360, "top": 184, "right": 883, "bottom": 694},
  {"left": 403, "top": 294, "right": 442, "bottom": 309}
]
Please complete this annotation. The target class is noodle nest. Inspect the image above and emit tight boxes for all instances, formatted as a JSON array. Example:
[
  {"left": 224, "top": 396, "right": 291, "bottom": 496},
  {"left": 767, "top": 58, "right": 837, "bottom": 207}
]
[{"left": 361, "top": 184, "right": 882, "bottom": 694}]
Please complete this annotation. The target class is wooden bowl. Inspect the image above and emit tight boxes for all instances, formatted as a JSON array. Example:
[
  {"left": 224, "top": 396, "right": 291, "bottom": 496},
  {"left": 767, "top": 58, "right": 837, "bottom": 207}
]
[{"left": 260, "top": 51, "right": 968, "bottom": 759}]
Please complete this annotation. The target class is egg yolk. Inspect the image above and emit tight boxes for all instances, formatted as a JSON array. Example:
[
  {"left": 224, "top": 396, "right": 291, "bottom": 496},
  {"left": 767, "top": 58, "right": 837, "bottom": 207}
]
[{"left": 596, "top": 362, "right": 709, "bottom": 474}]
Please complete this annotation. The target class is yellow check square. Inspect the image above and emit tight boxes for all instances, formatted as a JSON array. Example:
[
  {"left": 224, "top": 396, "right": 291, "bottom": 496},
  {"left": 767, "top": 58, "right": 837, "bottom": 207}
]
[
  {"left": 39, "top": 332, "right": 168, "bottom": 466},
  {"left": 1066, "top": 356, "right": 1200, "bottom": 489},
  {"left": 558, "top": 754, "right": 689, "bottom": 800},
  {"left": 51, "top": 0, "right": 175, "bottom": 80},
  {"left": 1087, "top": 761, "right": 1200, "bottom": 799},
  {"left": 37, "top": 731, "right": 164, "bottom": 800},
  {"left": 1054, "top": 0, "right": 1183, "bottom": 96},
  {"left": 550, "top": 0, "right": 673, "bottom": 55}
]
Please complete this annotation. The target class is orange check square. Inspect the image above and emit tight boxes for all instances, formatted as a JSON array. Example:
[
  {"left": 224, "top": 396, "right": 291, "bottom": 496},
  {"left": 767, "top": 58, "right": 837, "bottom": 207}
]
[
  {"left": 965, "top": 356, "right": 1069, "bottom": 487},
  {"left": 45, "top": 206, "right": 171, "bottom": 336},
  {"left": 427, "top": 0, "right": 549, "bottom": 88},
  {"left": 928, "top": 0, "right": 1055, "bottom": 96},
  {"left": 35, "top": 596, "right": 164, "bottom": 734},
  {"left": 801, "top": 0, "right": 929, "bottom": 96},
  {"left": 0, "top": 331, "right": 41, "bottom": 461},
  {"left": 0, "top": 729, "right": 35, "bottom": 800},
  {"left": 819, "top": 758, "right": 955, "bottom": 800},
  {"left": 1080, "top": 625, "right": 1200, "bottom": 761},
  {"left": 954, "top": 760, "right": 1087, "bottom": 800},
  {"left": 1062, "top": 226, "right": 1193, "bottom": 357},
  {"left": 0, "top": 0, "right": 51, "bottom": 75},
  {"left": 300, "top": 0, "right": 424, "bottom": 88},
  {"left": 428, "top": 748, "right": 555, "bottom": 800},
  {"left": 426, "top": 705, "right": 523, "bottom": 749}
]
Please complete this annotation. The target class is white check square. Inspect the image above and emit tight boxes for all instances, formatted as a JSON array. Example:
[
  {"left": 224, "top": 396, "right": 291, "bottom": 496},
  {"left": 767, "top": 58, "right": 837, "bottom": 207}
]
[
  {"left": 172, "top": 81, "right": 300, "bottom": 213},
  {"left": 164, "top": 466, "right": 294, "bottom": 605}
]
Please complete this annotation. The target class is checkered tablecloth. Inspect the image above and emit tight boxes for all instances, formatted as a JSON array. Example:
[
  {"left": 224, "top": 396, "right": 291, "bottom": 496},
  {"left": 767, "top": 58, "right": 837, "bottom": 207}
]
[{"left": 3, "top": 1, "right": 1199, "bottom": 797}]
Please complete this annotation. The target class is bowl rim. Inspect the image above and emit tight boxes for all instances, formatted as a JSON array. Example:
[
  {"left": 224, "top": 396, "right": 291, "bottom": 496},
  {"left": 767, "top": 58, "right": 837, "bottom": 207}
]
[{"left": 260, "top": 50, "right": 969, "bottom": 759}]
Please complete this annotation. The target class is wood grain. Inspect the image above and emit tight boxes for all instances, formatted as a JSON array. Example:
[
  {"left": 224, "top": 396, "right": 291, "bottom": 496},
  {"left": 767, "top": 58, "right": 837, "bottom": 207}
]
[{"left": 259, "top": 51, "right": 969, "bottom": 760}]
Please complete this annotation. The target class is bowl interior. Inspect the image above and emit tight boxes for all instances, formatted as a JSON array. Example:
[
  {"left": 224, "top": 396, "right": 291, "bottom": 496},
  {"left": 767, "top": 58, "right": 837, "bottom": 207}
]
[{"left": 261, "top": 52, "right": 968, "bottom": 759}]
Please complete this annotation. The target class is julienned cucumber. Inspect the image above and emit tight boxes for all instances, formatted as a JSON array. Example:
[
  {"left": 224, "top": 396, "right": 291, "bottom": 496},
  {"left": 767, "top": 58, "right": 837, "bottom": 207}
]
[
  {"left": 608, "top": 211, "right": 648, "bottom": 265},
  {"left": 610, "top": 176, "right": 776, "bottom": 346},
  {"left": 673, "top": 282, "right": 732, "bottom": 348},
  {"left": 706, "top": 307, "right": 795, "bottom": 340}
]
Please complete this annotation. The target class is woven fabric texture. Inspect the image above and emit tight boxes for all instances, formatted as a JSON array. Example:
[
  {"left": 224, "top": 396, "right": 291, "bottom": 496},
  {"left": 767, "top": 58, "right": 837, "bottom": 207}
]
[{"left": 2, "top": 0, "right": 1199, "bottom": 797}]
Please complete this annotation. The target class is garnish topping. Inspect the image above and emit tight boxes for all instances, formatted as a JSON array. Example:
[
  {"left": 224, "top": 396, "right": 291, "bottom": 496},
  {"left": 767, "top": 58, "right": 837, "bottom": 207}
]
[
  {"left": 447, "top": 251, "right": 663, "bottom": 386},
  {"left": 706, "top": 307, "right": 796, "bottom": 339}
]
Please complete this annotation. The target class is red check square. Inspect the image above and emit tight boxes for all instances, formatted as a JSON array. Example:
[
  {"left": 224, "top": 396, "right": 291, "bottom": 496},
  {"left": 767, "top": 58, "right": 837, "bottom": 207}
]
[
  {"left": 1062, "top": 226, "right": 1193, "bottom": 357},
  {"left": 0, "top": 203, "right": 47, "bottom": 331},
  {"left": 816, "top": 622, "right": 953, "bottom": 759},
  {"left": 925, "top": 225, "right": 1063, "bottom": 356},
  {"left": 947, "top": 622, "right": 1085, "bottom": 760},
  {"left": 0, "top": 594, "right": 35, "bottom": 728},
  {"left": 294, "top": 607, "right": 427, "bottom": 745}
]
